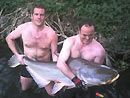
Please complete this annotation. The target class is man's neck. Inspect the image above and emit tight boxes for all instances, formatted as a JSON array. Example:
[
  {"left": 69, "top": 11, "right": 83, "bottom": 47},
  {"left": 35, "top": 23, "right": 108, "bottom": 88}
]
[
  {"left": 78, "top": 35, "right": 93, "bottom": 46},
  {"left": 32, "top": 22, "right": 45, "bottom": 32}
]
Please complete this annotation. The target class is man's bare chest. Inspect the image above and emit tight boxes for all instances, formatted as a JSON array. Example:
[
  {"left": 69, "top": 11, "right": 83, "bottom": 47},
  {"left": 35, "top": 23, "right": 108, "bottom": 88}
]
[
  {"left": 71, "top": 46, "right": 96, "bottom": 61},
  {"left": 22, "top": 31, "right": 51, "bottom": 48}
]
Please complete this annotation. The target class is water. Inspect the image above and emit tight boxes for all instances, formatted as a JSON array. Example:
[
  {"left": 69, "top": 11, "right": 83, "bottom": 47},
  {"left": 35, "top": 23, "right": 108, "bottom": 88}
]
[{"left": 0, "top": 42, "right": 130, "bottom": 98}]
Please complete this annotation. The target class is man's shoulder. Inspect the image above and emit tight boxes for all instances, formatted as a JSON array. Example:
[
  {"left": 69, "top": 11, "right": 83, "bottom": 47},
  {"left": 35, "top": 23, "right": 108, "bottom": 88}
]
[
  {"left": 44, "top": 25, "right": 56, "bottom": 35},
  {"left": 66, "top": 35, "right": 77, "bottom": 41},
  {"left": 93, "top": 39, "right": 102, "bottom": 46},
  {"left": 17, "top": 22, "right": 31, "bottom": 29},
  {"left": 93, "top": 39, "right": 105, "bottom": 52},
  {"left": 45, "top": 25, "right": 54, "bottom": 31},
  {"left": 64, "top": 35, "right": 77, "bottom": 45}
]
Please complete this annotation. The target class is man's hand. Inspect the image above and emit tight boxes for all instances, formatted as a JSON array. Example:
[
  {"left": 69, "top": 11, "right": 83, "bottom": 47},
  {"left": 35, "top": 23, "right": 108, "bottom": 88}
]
[
  {"left": 71, "top": 76, "right": 86, "bottom": 90},
  {"left": 16, "top": 54, "right": 25, "bottom": 65}
]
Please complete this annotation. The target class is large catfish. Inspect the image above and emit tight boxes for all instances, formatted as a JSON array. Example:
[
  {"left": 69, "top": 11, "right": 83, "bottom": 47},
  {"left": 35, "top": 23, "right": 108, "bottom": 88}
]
[{"left": 8, "top": 55, "right": 119, "bottom": 94}]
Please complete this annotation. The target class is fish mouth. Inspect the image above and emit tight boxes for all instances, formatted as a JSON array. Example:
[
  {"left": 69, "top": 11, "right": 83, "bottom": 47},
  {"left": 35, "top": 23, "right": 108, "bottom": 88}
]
[
  {"left": 108, "top": 74, "right": 120, "bottom": 84},
  {"left": 83, "top": 74, "right": 120, "bottom": 86}
]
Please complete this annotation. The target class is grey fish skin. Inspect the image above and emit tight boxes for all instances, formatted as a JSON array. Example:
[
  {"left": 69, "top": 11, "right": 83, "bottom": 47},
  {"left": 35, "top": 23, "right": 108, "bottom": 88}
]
[
  {"left": 68, "top": 58, "right": 119, "bottom": 85},
  {"left": 8, "top": 55, "right": 119, "bottom": 94}
]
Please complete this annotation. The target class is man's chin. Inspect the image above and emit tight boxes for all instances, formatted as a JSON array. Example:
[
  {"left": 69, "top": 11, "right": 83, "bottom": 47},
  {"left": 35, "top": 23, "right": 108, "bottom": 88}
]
[
  {"left": 35, "top": 21, "right": 44, "bottom": 26},
  {"left": 36, "top": 23, "right": 44, "bottom": 27},
  {"left": 82, "top": 41, "right": 90, "bottom": 45}
]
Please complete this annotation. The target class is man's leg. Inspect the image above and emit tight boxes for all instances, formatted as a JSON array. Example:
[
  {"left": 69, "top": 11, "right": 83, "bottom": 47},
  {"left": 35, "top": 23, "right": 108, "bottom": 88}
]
[
  {"left": 20, "top": 76, "right": 33, "bottom": 91},
  {"left": 20, "top": 66, "right": 34, "bottom": 98},
  {"left": 20, "top": 65, "right": 33, "bottom": 90}
]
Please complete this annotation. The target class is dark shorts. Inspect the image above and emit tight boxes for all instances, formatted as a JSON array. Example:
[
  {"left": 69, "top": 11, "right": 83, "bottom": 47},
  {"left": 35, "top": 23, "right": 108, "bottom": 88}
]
[{"left": 20, "top": 65, "right": 32, "bottom": 78}]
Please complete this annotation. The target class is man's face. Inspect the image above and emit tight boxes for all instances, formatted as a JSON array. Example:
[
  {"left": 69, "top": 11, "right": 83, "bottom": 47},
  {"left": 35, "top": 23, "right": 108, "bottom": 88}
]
[
  {"left": 31, "top": 8, "right": 45, "bottom": 26},
  {"left": 79, "top": 25, "right": 95, "bottom": 45}
]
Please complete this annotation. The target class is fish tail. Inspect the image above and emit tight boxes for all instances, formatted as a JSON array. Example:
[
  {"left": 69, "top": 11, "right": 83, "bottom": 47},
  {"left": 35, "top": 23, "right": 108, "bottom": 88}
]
[{"left": 8, "top": 55, "right": 20, "bottom": 68}]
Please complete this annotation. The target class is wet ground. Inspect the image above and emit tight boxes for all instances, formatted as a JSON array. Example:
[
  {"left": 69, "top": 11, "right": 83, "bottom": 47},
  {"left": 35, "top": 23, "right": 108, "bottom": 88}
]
[{"left": 0, "top": 42, "right": 130, "bottom": 98}]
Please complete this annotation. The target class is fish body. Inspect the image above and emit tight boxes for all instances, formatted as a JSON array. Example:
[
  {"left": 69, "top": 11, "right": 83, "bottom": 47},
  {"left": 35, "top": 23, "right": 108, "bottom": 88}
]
[{"left": 8, "top": 55, "right": 119, "bottom": 94}]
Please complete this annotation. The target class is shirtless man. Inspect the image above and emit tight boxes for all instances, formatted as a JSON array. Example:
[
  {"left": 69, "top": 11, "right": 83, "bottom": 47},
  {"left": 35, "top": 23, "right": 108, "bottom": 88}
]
[
  {"left": 6, "top": 3, "right": 58, "bottom": 96},
  {"left": 57, "top": 18, "right": 105, "bottom": 89}
]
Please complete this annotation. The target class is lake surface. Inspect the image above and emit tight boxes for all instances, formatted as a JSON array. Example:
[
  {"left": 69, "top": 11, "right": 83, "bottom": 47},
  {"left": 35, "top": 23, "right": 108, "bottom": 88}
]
[{"left": 0, "top": 42, "right": 130, "bottom": 98}]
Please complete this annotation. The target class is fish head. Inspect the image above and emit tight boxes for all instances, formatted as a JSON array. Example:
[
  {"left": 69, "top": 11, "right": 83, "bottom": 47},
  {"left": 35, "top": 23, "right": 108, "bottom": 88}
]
[
  {"left": 68, "top": 58, "right": 84, "bottom": 72},
  {"left": 78, "top": 64, "right": 120, "bottom": 86},
  {"left": 77, "top": 65, "right": 101, "bottom": 86}
]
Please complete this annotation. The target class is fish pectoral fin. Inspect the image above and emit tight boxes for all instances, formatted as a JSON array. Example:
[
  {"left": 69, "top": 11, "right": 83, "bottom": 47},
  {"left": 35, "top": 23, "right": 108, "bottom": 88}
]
[
  {"left": 51, "top": 82, "right": 64, "bottom": 95},
  {"left": 80, "top": 74, "right": 88, "bottom": 84}
]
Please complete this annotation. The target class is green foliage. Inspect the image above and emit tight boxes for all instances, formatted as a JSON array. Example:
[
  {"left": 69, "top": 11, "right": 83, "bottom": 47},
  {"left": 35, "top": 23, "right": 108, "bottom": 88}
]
[
  {"left": 74, "top": 1, "right": 123, "bottom": 37},
  {"left": 1, "top": 0, "right": 130, "bottom": 36},
  {"left": 105, "top": 31, "right": 130, "bottom": 54},
  {"left": 0, "top": 0, "right": 32, "bottom": 13},
  {"left": 113, "top": 60, "right": 130, "bottom": 72}
]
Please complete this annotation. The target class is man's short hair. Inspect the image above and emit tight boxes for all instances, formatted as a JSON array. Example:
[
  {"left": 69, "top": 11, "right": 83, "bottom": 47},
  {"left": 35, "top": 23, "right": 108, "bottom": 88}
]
[
  {"left": 31, "top": 3, "right": 46, "bottom": 14},
  {"left": 78, "top": 18, "right": 95, "bottom": 30}
]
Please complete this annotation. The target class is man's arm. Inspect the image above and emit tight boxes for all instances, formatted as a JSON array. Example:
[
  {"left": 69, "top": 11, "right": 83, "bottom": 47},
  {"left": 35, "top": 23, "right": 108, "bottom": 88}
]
[
  {"left": 57, "top": 38, "right": 75, "bottom": 79},
  {"left": 6, "top": 25, "right": 24, "bottom": 64},
  {"left": 94, "top": 46, "right": 106, "bottom": 64},
  {"left": 57, "top": 38, "right": 86, "bottom": 89},
  {"left": 51, "top": 31, "right": 58, "bottom": 62}
]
